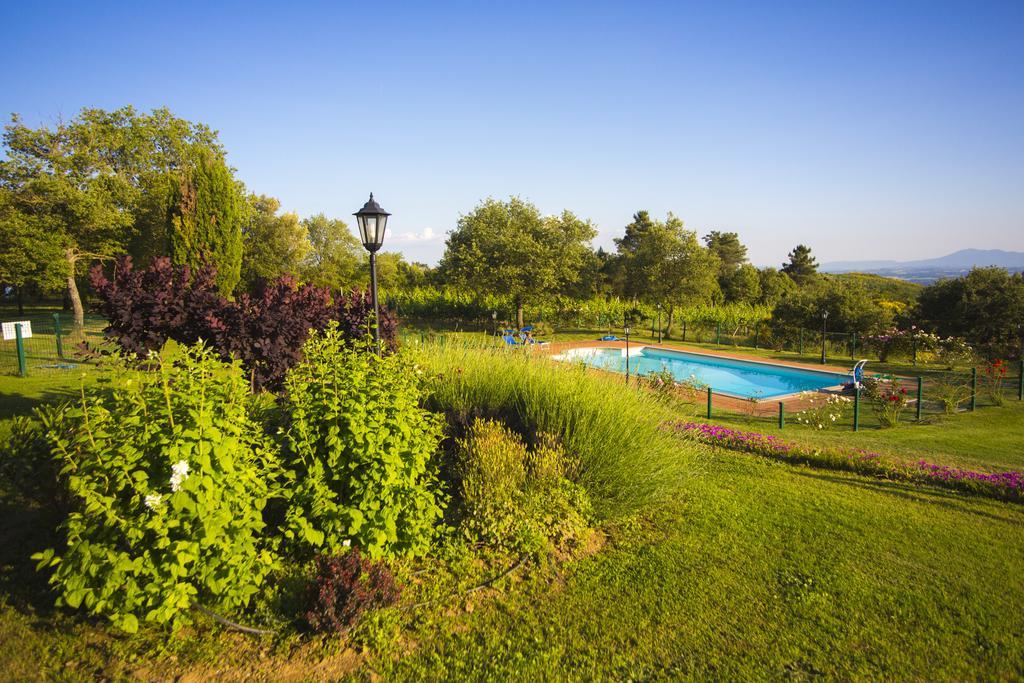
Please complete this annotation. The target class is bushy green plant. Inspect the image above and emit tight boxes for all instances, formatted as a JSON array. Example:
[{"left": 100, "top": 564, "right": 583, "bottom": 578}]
[
  {"left": 983, "top": 359, "right": 1009, "bottom": 406},
  {"left": 863, "top": 377, "right": 910, "bottom": 428},
  {"left": 794, "top": 392, "right": 851, "bottom": 429},
  {"left": 0, "top": 404, "right": 74, "bottom": 512},
  {"left": 931, "top": 373, "right": 971, "bottom": 414},
  {"left": 456, "top": 419, "right": 590, "bottom": 555},
  {"left": 31, "top": 343, "right": 279, "bottom": 633},
  {"left": 282, "top": 323, "right": 445, "bottom": 560},
  {"left": 419, "top": 340, "right": 693, "bottom": 518}
]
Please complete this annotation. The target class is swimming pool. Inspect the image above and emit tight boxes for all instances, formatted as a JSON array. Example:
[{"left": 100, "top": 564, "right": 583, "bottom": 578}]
[{"left": 553, "top": 346, "right": 849, "bottom": 399}]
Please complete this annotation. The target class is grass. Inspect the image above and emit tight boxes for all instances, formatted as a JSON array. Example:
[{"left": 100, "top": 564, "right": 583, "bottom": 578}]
[
  {"left": 374, "top": 454, "right": 1024, "bottom": 680},
  {"left": 416, "top": 338, "right": 692, "bottom": 518},
  {"left": 699, "top": 398, "right": 1024, "bottom": 472},
  {"left": 1, "top": 327, "right": 1023, "bottom": 679}
]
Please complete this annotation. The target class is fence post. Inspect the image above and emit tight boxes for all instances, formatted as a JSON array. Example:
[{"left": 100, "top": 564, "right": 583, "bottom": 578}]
[
  {"left": 682, "top": 321, "right": 687, "bottom": 342},
  {"left": 53, "top": 312, "right": 65, "bottom": 360},
  {"left": 853, "top": 385, "right": 860, "bottom": 431},
  {"left": 778, "top": 401, "right": 784, "bottom": 429},
  {"left": 707, "top": 387, "right": 713, "bottom": 419},
  {"left": 912, "top": 337, "right": 918, "bottom": 366},
  {"left": 15, "top": 322, "right": 28, "bottom": 377},
  {"left": 916, "top": 376, "right": 923, "bottom": 421},
  {"left": 1019, "top": 359, "right": 1023, "bottom": 401},
  {"left": 970, "top": 367, "right": 977, "bottom": 411}
]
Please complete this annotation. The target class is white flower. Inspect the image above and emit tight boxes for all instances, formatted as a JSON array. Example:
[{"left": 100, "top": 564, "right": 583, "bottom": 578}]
[
  {"left": 170, "top": 460, "right": 190, "bottom": 492},
  {"left": 342, "top": 539, "right": 351, "bottom": 548},
  {"left": 144, "top": 493, "right": 162, "bottom": 510}
]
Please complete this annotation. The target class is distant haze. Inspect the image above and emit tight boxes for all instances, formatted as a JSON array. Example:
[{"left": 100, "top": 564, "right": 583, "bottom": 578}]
[{"left": 821, "top": 249, "right": 1024, "bottom": 284}]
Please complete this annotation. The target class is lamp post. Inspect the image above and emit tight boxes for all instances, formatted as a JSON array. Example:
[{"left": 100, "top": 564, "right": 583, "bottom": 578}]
[
  {"left": 624, "top": 325, "right": 631, "bottom": 383},
  {"left": 353, "top": 193, "right": 391, "bottom": 350},
  {"left": 492, "top": 310, "right": 498, "bottom": 337},
  {"left": 820, "top": 310, "right": 830, "bottom": 365},
  {"left": 657, "top": 304, "right": 663, "bottom": 344}
]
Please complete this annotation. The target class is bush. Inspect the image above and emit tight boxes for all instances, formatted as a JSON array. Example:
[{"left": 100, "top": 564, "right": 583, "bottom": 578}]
[
  {"left": 863, "top": 377, "right": 910, "bottom": 428},
  {"left": 31, "top": 343, "right": 279, "bottom": 633},
  {"left": 419, "top": 341, "right": 692, "bottom": 518},
  {"left": 0, "top": 404, "right": 74, "bottom": 513},
  {"left": 794, "top": 392, "right": 851, "bottom": 430},
  {"left": 931, "top": 373, "right": 972, "bottom": 414},
  {"left": 983, "top": 359, "right": 1009, "bottom": 406},
  {"left": 282, "top": 323, "right": 445, "bottom": 559},
  {"left": 304, "top": 549, "right": 401, "bottom": 633},
  {"left": 456, "top": 419, "right": 590, "bottom": 555},
  {"left": 91, "top": 256, "right": 398, "bottom": 390}
]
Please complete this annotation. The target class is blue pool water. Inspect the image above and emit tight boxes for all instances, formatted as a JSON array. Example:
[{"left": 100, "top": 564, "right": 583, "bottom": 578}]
[{"left": 555, "top": 346, "right": 849, "bottom": 399}]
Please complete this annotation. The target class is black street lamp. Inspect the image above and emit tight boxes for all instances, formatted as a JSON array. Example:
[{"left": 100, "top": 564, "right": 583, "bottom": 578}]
[
  {"left": 354, "top": 193, "right": 391, "bottom": 349},
  {"left": 624, "top": 325, "right": 631, "bottom": 383},
  {"left": 492, "top": 310, "right": 498, "bottom": 337},
  {"left": 820, "top": 310, "right": 830, "bottom": 365}
]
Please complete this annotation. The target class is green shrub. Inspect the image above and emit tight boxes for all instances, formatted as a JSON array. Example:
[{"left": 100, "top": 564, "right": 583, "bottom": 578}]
[
  {"left": 456, "top": 419, "right": 590, "bottom": 555},
  {"left": 282, "top": 323, "right": 445, "bottom": 560},
  {"left": 0, "top": 404, "right": 74, "bottom": 513},
  {"left": 419, "top": 341, "right": 692, "bottom": 518},
  {"left": 863, "top": 376, "right": 910, "bottom": 428},
  {"left": 31, "top": 342, "right": 279, "bottom": 633},
  {"left": 931, "top": 373, "right": 971, "bottom": 414}
]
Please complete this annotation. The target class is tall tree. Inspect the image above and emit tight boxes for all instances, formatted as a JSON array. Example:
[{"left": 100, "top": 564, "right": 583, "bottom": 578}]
[
  {"left": 757, "top": 267, "right": 796, "bottom": 306},
  {"left": 915, "top": 267, "right": 1024, "bottom": 358},
  {"left": 613, "top": 211, "right": 720, "bottom": 332},
  {"left": 0, "top": 107, "right": 223, "bottom": 327},
  {"left": 167, "top": 148, "right": 245, "bottom": 294},
  {"left": 781, "top": 244, "right": 819, "bottom": 285},
  {"left": 438, "top": 197, "right": 596, "bottom": 327},
  {"left": 720, "top": 263, "right": 762, "bottom": 304},
  {"left": 300, "top": 213, "right": 365, "bottom": 288},
  {"left": 238, "top": 194, "right": 311, "bottom": 291},
  {"left": 703, "top": 231, "right": 748, "bottom": 272}
]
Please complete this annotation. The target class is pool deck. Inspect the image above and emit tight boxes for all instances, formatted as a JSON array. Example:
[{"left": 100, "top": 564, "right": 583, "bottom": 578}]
[{"left": 537, "top": 339, "right": 867, "bottom": 413}]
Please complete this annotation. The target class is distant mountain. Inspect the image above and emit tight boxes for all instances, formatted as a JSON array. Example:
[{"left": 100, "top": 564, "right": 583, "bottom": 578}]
[{"left": 821, "top": 249, "right": 1024, "bottom": 284}]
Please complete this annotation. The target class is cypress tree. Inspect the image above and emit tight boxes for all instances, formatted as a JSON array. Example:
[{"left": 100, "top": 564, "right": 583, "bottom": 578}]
[{"left": 168, "top": 149, "right": 243, "bottom": 294}]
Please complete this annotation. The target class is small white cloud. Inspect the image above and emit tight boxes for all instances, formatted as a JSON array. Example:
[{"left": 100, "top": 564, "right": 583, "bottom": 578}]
[{"left": 389, "top": 227, "right": 440, "bottom": 243}]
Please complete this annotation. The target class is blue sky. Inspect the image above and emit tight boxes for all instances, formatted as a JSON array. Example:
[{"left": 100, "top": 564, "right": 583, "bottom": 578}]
[{"left": 2, "top": 0, "right": 1022, "bottom": 266}]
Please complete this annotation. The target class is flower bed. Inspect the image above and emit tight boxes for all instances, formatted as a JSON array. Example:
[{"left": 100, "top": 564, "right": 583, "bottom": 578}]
[{"left": 667, "top": 421, "right": 1023, "bottom": 502}]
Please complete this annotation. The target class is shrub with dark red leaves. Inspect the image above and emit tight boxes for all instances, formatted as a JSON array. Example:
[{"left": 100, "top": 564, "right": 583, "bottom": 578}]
[
  {"left": 304, "top": 549, "right": 401, "bottom": 633},
  {"left": 90, "top": 256, "right": 399, "bottom": 390},
  {"left": 333, "top": 288, "right": 399, "bottom": 355},
  {"left": 90, "top": 256, "right": 225, "bottom": 356},
  {"left": 209, "top": 275, "right": 334, "bottom": 390}
]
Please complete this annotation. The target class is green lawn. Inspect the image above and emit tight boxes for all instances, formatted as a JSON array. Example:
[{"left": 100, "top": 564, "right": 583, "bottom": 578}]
[
  {"left": 376, "top": 454, "right": 1024, "bottom": 680},
  {"left": 1, "top": 329, "right": 1023, "bottom": 679}
]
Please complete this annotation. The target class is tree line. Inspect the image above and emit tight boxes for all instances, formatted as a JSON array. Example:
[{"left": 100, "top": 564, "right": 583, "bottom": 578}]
[{"left": 2, "top": 106, "right": 1021, "bottom": 358}]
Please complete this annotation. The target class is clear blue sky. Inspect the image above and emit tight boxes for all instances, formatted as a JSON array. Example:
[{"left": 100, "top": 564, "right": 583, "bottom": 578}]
[{"left": 2, "top": 0, "right": 1022, "bottom": 266}]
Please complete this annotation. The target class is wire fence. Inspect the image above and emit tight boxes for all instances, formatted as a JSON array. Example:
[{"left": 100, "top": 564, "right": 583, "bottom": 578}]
[{"left": 0, "top": 313, "right": 107, "bottom": 377}]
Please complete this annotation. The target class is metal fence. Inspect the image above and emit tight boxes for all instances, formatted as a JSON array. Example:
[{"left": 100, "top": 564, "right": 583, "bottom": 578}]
[{"left": 0, "top": 313, "right": 107, "bottom": 377}]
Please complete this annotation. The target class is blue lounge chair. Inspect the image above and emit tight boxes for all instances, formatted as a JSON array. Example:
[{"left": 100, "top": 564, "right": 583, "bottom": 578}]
[
  {"left": 502, "top": 334, "right": 520, "bottom": 346},
  {"left": 600, "top": 335, "right": 620, "bottom": 341}
]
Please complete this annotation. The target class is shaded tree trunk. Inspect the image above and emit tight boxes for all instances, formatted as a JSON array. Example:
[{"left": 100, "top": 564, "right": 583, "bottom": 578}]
[
  {"left": 66, "top": 249, "right": 85, "bottom": 330},
  {"left": 16, "top": 286, "right": 24, "bottom": 315},
  {"left": 666, "top": 304, "right": 674, "bottom": 340},
  {"left": 516, "top": 299, "right": 524, "bottom": 329}
]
